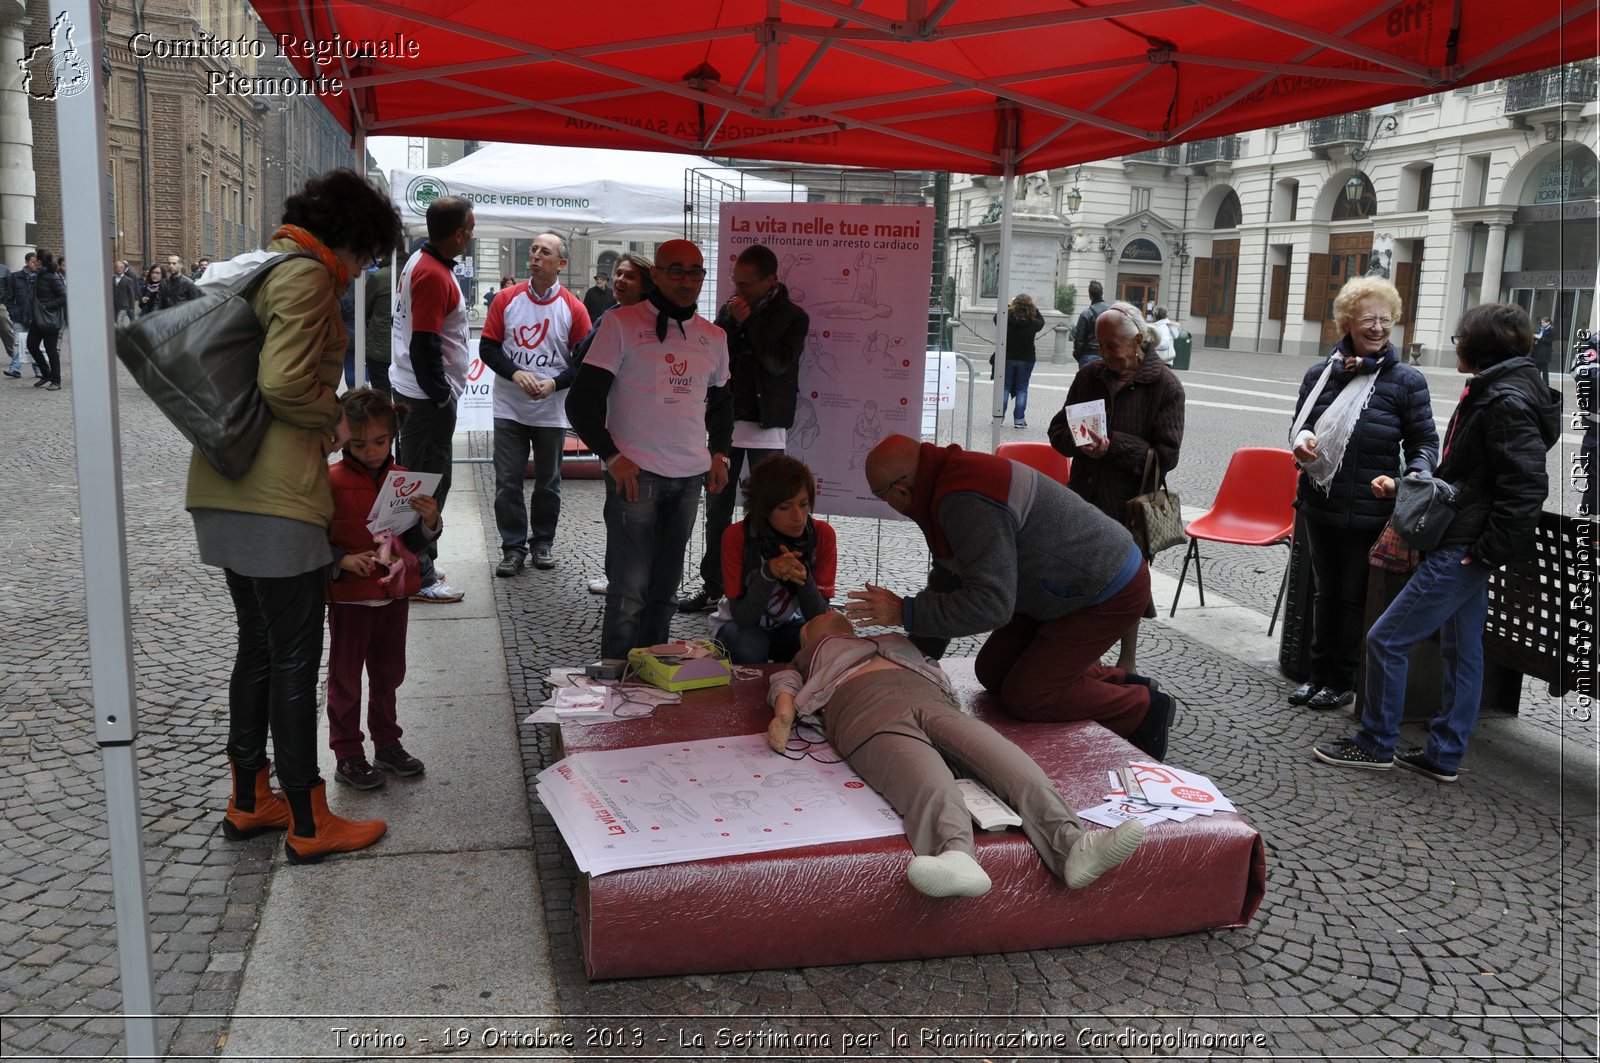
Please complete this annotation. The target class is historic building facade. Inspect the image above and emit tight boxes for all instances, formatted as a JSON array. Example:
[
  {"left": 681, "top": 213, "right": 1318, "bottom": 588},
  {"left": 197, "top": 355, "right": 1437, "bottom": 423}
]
[{"left": 948, "top": 63, "right": 1599, "bottom": 366}]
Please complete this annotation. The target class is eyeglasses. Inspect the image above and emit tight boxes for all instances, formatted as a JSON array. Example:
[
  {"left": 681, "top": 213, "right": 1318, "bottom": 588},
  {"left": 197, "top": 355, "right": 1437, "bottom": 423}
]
[
  {"left": 870, "top": 475, "right": 907, "bottom": 500},
  {"left": 1357, "top": 315, "right": 1395, "bottom": 330},
  {"left": 1450, "top": 334, "right": 1460, "bottom": 344},
  {"left": 660, "top": 264, "right": 707, "bottom": 281}
]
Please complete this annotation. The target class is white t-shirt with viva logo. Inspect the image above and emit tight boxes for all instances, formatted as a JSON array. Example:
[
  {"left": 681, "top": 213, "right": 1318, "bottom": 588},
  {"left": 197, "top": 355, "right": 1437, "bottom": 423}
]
[
  {"left": 482, "top": 281, "right": 591, "bottom": 427},
  {"left": 582, "top": 299, "right": 730, "bottom": 479}
]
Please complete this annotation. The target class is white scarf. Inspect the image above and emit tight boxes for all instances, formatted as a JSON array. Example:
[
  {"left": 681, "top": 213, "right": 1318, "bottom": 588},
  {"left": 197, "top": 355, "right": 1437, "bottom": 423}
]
[{"left": 1290, "top": 356, "right": 1383, "bottom": 494}]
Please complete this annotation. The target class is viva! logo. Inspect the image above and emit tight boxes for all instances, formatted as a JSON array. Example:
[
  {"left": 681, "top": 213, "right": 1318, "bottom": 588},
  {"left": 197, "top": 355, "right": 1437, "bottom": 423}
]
[{"left": 667, "top": 357, "right": 691, "bottom": 387}]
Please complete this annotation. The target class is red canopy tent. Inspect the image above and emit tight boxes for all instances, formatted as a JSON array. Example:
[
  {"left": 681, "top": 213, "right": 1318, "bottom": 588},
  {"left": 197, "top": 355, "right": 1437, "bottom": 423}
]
[
  {"left": 244, "top": 0, "right": 1596, "bottom": 174},
  {"left": 46, "top": 0, "right": 1597, "bottom": 1055}
]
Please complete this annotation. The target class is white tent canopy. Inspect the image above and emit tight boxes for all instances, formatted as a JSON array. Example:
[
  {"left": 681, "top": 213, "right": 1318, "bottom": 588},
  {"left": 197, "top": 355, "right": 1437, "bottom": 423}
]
[{"left": 390, "top": 142, "right": 802, "bottom": 238}]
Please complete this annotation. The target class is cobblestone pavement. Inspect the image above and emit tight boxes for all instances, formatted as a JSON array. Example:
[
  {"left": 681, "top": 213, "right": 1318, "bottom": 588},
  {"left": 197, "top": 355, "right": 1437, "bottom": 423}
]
[{"left": 3, "top": 344, "right": 1595, "bottom": 1059}]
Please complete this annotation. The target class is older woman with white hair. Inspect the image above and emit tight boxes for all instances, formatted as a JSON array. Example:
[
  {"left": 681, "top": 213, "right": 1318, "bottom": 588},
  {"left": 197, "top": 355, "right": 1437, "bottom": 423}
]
[
  {"left": 1286, "top": 276, "right": 1438, "bottom": 712},
  {"left": 1048, "top": 300, "right": 1185, "bottom": 675}
]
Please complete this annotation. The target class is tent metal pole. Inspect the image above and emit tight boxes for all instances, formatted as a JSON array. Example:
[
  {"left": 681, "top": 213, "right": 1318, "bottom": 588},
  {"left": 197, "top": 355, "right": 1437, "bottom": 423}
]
[
  {"left": 52, "top": 0, "right": 159, "bottom": 1057},
  {"left": 989, "top": 155, "right": 1017, "bottom": 454}
]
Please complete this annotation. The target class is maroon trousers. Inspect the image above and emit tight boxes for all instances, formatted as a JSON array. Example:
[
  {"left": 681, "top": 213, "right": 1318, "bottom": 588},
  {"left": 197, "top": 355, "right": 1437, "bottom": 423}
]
[
  {"left": 973, "top": 562, "right": 1152, "bottom": 736},
  {"left": 326, "top": 600, "right": 409, "bottom": 760}
]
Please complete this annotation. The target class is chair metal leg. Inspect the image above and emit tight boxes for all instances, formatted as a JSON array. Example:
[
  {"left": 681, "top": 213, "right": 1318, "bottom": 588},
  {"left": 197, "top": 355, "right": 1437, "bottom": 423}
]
[
  {"left": 1268, "top": 542, "right": 1291, "bottom": 636},
  {"left": 1169, "top": 538, "right": 1200, "bottom": 617},
  {"left": 1193, "top": 540, "right": 1206, "bottom": 607}
]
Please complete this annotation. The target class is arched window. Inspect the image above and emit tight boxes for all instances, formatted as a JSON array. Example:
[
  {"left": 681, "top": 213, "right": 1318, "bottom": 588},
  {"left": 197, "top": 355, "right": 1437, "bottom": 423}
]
[
  {"left": 1213, "top": 190, "right": 1242, "bottom": 229},
  {"left": 1333, "top": 174, "right": 1377, "bottom": 221}
]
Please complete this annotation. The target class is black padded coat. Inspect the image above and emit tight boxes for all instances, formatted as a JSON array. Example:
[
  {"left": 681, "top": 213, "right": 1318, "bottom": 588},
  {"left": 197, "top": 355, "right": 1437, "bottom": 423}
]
[
  {"left": 1291, "top": 342, "right": 1439, "bottom": 531},
  {"left": 1433, "top": 356, "right": 1560, "bottom": 569}
]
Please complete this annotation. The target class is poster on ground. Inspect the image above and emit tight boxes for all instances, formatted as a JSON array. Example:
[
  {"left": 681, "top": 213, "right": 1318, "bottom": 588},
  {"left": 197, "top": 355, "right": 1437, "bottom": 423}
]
[
  {"left": 536, "top": 733, "right": 904, "bottom": 875},
  {"left": 718, "top": 203, "right": 934, "bottom": 519}
]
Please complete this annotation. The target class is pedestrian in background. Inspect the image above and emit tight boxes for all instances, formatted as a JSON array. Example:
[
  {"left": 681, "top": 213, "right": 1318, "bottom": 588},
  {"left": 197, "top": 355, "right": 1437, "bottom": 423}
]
[
  {"left": 1150, "top": 307, "right": 1176, "bottom": 364},
  {"left": 1285, "top": 277, "right": 1437, "bottom": 712},
  {"left": 1315, "top": 302, "right": 1559, "bottom": 782},
  {"left": 0, "top": 262, "right": 15, "bottom": 374},
  {"left": 6, "top": 251, "right": 37, "bottom": 379},
  {"left": 1048, "top": 301, "right": 1185, "bottom": 675},
  {"left": 27, "top": 249, "right": 66, "bottom": 391},
  {"left": 112, "top": 260, "right": 138, "bottom": 325},
  {"left": 137, "top": 264, "right": 167, "bottom": 317},
  {"left": 192, "top": 168, "right": 402, "bottom": 864},
  {"left": 1531, "top": 315, "right": 1553, "bottom": 384},
  {"left": 363, "top": 261, "right": 394, "bottom": 394},
  {"left": 997, "top": 292, "right": 1044, "bottom": 428}
]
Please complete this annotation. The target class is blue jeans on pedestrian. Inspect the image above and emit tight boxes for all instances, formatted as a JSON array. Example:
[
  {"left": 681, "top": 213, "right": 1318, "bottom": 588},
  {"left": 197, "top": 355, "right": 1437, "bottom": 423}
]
[
  {"left": 492, "top": 417, "right": 564, "bottom": 555},
  {"left": 1004, "top": 361, "right": 1035, "bottom": 424},
  {"left": 9, "top": 324, "right": 30, "bottom": 374},
  {"left": 1353, "top": 545, "right": 1492, "bottom": 771},
  {"left": 601, "top": 469, "right": 702, "bottom": 660}
]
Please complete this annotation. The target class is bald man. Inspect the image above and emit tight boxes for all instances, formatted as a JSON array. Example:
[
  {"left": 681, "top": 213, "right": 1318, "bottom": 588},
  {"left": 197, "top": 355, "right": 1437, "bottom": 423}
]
[
  {"left": 850, "top": 435, "right": 1179, "bottom": 759},
  {"left": 566, "top": 239, "right": 734, "bottom": 660},
  {"left": 768, "top": 612, "right": 1146, "bottom": 898}
]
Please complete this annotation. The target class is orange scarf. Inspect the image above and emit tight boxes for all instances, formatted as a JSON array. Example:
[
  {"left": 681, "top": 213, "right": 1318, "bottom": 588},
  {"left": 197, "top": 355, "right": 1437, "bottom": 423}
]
[{"left": 272, "top": 224, "right": 349, "bottom": 291}]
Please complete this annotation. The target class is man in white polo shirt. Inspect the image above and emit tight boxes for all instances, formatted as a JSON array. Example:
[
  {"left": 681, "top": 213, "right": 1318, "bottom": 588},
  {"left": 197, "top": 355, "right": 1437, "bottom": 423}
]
[
  {"left": 566, "top": 239, "right": 734, "bottom": 660},
  {"left": 479, "top": 232, "right": 591, "bottom": 576},
  {"left": 390, "top": 197, "right": 474, "bottom": 603}
]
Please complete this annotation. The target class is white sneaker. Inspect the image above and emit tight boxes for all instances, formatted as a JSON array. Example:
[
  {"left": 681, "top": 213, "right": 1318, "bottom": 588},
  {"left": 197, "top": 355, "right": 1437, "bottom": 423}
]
[
  {"left": 1064, "top": 819, "right": 1146, "bottom": 889},
  {"left": 587, "top": 577, "right": 608, "bottom": 595},
  {"left": 906, "top": 850, "right": 991, "bottom": 898},
  {"left": 411, "top": 580, "right": 464, "bottom": 603}
]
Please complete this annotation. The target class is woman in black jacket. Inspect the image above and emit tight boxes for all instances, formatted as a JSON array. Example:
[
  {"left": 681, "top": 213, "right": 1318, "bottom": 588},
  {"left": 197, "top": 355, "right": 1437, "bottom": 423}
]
[
  {"left": 27, "top": 249, "right": 66, "bottom": 391},
  {"left": 1315, "top": 303, "right": 1559, "bottom": 781},
  {"left": 998, "top": 293, "right": 1045, "bottom": 428},
  {"left": 137, "top": 264, "right": 168, "bottom": 317},
  {"left": 1286, "top": 277, "right": 1437, "bottom": 710}
]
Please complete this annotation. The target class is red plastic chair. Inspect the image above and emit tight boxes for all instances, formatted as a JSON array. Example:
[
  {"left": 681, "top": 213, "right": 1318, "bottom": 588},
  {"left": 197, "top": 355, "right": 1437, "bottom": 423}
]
[
  {"left": 1169, "top": 447, "right": 1298, "bottom": 632},
  {"left": 995, "top": 442, "right": 1071, "bottom": 486}
]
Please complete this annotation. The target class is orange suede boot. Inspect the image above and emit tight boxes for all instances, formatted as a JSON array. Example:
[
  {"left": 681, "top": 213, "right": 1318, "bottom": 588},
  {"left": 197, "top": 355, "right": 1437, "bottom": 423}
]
[
  {"left": 283, "top": 782, "right": 387, "bottom": 864},
  {"left": 222, "top": 758, "right": 292, "bottom": 840}
]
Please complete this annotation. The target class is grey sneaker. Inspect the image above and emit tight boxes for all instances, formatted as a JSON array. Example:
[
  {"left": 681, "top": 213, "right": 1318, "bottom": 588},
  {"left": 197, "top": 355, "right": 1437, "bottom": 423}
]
[
  {"left": 1312, "top": 738, "right": 1392, "bottom": 771},
  {"left": 587, "top": 577, "right": 609, "bottom": 595},
  {"left": 411, "top": 580, "right": 464, "bottom": 603},
  {"left": 495, "top": 550, "right": 526, "bottom": 577},
  {"left": 533, "top": 545, "right": 556, "bottom": 569},
  {"left": 335, "top": 755, "right": 385, "bottom": 790}
]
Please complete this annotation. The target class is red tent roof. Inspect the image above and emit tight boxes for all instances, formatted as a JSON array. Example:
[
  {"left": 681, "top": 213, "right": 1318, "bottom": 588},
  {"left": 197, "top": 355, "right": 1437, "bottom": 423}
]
[{"left": 250, "top": 0, "right": 1597, "bottom": 172}]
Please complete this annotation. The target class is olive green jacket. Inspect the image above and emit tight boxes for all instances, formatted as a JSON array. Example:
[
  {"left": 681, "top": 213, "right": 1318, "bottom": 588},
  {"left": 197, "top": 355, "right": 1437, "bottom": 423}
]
[{"left": 185, "top": 239, "right": 347, "bottom": 527}]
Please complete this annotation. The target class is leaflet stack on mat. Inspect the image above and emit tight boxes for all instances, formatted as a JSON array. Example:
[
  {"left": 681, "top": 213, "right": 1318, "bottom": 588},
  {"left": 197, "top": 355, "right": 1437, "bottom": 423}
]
[{"left": 1077, "top": 761, "right": 1239, "bottom": 829}]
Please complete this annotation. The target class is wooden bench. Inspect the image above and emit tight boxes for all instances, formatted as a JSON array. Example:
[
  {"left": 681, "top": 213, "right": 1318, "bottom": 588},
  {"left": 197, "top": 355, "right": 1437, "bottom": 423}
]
[{"left": 552, "top": 659, "right": 1267, "bottom": 980}]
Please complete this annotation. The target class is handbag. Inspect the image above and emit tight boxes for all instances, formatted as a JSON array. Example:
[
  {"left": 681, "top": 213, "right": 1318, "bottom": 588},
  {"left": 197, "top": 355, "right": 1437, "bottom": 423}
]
[
  {"left": 33, "top": 300, "right": 64, "bottom": 331},
  {"left": 1126, "top": 450, "right": 1186, "bottom": 560},
  {"left": 1392, "top": 473, "right": 1460, "bottom": 551},
  {"left": 1367, "top": 520, "right": 1419, "bottom": 573},
  {"left": 114, "top": 252, "right": 315, "bottom": 480}
]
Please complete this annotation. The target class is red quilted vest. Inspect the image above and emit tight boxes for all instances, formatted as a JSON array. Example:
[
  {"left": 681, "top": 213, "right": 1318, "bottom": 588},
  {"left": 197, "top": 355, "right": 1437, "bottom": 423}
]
[{"left": 327, "top": 455, "right": 422, "bottom": 602}]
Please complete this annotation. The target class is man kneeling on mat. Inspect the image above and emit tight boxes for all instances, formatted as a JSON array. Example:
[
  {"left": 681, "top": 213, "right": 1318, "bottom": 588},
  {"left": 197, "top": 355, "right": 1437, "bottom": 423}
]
[{"left": 767, "top": 612, "right": 1146, "bottom": 898}]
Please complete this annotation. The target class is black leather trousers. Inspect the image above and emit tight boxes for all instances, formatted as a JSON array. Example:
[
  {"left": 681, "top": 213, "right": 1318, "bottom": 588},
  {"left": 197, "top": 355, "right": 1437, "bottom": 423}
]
[{"left": 223, "top": 567, "right": 326, "bottom": 790}]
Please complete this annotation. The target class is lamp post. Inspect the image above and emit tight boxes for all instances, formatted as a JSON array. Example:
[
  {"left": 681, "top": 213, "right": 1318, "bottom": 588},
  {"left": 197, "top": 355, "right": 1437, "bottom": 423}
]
[{"left": 1065, "top": 166, "right": 1083, "bottom": 214}]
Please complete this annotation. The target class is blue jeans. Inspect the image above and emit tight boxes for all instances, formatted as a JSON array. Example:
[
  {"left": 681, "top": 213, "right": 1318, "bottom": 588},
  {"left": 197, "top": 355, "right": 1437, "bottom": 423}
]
[
  {"left": 601, "top": 469, "right": 701, "bottom": 660},
  {"left": 492, "top": 418, "right": 564, "bottom": 554},
  {"left": 9, "top": 324, "right": 30, "bottom": 374},
  {"left": 1003, "top": 361, "right": 1035, "bottom": 423},
  {"left": 714, "top": 618, "right": 805, "bottom": 664},
  {"left": 1354, "top": 546, "right": 1492, "bottom": 771}
]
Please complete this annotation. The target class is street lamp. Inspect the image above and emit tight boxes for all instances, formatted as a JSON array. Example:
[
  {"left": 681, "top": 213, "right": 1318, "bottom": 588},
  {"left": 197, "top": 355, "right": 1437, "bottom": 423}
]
[
  {"left": 1064, "top": 167, "right": 1083, "bottom": 213},
  {"left": 1344, "top": 174, "right": 1364, "bottom": 204}
]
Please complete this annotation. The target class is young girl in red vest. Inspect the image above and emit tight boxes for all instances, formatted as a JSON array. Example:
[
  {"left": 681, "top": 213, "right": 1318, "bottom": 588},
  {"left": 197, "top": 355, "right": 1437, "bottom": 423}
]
[{"left": 326, "top": 388, "right": 440, "bottom": 790}]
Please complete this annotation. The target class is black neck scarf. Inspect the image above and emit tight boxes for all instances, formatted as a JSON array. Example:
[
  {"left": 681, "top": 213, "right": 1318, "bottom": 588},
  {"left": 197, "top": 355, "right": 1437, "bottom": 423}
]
[{"left": 649, "top": 290, "right": 696, "bottom": 342}]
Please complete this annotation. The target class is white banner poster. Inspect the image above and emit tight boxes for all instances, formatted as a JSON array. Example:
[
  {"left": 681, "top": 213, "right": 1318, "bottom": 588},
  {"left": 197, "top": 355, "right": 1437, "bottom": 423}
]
[
  {"left": 536, "top": 733, "right": 904, "bottom": 875},
  {"left": 718, "top": 203, "right": 934, "bottom": 519},
  {"left": 456, "top": 337, "right": 494, "bottom": 433}
]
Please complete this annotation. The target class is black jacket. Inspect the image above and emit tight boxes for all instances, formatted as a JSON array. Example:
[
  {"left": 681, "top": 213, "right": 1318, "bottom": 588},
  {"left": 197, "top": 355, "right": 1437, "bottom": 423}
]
[
  {"left": 715, "top": 282, "right": 809, "bottom": 430},
  {"left": 1072, "top": 299, "right": 1107, "bottom": 363},
  {"left": 1292, "top": 344, "right": 1439, "bottom": 531},
  {"left": 1434, "top": 357, "right": 1560, "bottom": 569},
  {"left": 113, "top": 270, "right": 139, "bottom": 314},
  {"left": 32, "top": 270, "right": 66, "bottom": 331},
  {"left": 9, "top": 268, "right": 35, "bottom": 327}
]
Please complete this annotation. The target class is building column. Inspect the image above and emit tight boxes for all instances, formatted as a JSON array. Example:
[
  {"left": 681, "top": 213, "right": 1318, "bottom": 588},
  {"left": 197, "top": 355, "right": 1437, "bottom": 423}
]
[
  {"left": 1479, "top": 221, "right": 1509, "bottom": 306},
  {"left": 0, "top": 0, "right": 34, "bottom": 267}
]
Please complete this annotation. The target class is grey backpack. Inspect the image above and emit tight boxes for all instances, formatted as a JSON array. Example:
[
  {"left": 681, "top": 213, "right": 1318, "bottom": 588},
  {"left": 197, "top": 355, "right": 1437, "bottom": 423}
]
[
  {"left": 1392, "top": 473, "right": 1460, "bottom": 552},
  {"left": 115, "top": 253, "right": 315, "bottom": 479}
]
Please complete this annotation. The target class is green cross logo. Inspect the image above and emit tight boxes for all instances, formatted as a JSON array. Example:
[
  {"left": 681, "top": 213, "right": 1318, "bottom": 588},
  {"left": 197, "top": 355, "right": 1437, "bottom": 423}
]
[{"left": 406, "top": 176, "right": 448, "bottom": 213}]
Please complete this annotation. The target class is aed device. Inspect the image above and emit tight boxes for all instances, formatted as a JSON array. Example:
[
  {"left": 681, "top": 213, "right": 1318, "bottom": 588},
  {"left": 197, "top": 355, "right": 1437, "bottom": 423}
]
[{"left": 627, "top": 641, "right": 732, "bottom": 693}]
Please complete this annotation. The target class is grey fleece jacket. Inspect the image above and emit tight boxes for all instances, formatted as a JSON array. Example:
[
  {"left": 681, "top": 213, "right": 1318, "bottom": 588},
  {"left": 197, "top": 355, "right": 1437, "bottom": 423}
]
[
  {"left": 903, "top": 463, "right": 1143, "bottom": 640},
  {"left": 767, "top": 633, "right": 956, "bottom": 717}
]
